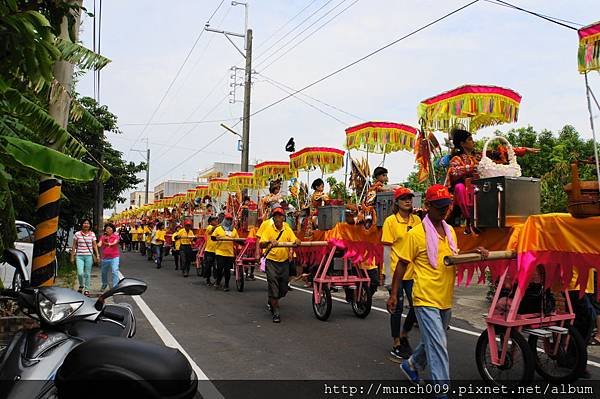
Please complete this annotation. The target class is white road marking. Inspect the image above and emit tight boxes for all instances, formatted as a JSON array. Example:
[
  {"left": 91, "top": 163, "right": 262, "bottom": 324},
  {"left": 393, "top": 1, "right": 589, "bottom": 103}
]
[
  {"left": 118, "top": 272, "right": 224, "bottom": 399},
  {"left": 254, "top": 276, "right": 600, "bottom": 368}
]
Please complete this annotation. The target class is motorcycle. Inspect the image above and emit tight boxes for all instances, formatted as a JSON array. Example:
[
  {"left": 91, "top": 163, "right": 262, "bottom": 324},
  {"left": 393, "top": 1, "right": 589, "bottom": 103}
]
[{"left": 0, "top": 248, "right": 147, "bottom": 398}]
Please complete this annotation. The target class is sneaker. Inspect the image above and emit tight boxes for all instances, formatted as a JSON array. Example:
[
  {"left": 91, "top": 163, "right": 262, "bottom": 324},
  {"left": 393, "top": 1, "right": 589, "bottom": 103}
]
[
  {"left": 206, "top": 281, "right": 213, "bottom": 287},
  {"left": 400, "top": 359, "right": 420, "bottom": 385},
  {"left": 272, "top": 313, "right": 281, "bottom": 323},
  {"left": 398, "top": 337, "right": 413, "bottom": 357},
  {"left": 266, "top": 304, "right": 273, "bottom": 314},
  {"left": 223, "top": 287, "right": 230, "bottom": 292}
]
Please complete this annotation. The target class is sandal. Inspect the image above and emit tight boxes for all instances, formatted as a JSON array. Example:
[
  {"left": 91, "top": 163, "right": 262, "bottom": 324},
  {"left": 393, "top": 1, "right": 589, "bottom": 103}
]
[
  {"left": 83, "top": 290, "right": 90, "bottom": 297},
  {"left": 77, "top": 286, "right": 83, "bottom": 294}
]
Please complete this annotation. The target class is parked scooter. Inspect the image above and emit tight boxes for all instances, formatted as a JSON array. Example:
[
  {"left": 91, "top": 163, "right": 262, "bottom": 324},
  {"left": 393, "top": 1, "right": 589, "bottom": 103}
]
[{"left": 0, "top": 248, "right": 147, "bottom": 398}]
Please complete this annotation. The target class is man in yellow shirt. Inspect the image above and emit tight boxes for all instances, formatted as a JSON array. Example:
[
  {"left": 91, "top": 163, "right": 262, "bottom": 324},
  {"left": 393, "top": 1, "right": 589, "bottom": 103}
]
[
  {"left": 145, "top": 221, "right": 155, "bottom": 261},
  {"left": 260, "top": 207, "right": 301, "bottom": 323},
  {"left": 176, "top": 220, "right": 197, "bottom": 277},
  {"left": 153, "top": 222, "right": 166, "bottom": 269},
  {"left": 171, "top": 223, "right": 182, "bottom": 271},
  {"left": 131, "top": 223, "right": 140, "bottom": 251},
  {"left": 382, "top": 187, "right": 421, "bottom": 361},
  {"left": 387, "top": 184, "right": 488, "bottom": 391},
  {"left": 202, "top": 216, "right": 219, "bottom": 286},
  {"left": 211, "top": 213, "right": 239, "bottom": 291}
]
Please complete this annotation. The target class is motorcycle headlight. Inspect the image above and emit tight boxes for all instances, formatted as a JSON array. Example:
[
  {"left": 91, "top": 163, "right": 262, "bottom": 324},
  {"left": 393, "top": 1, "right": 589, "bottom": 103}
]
[{"left": 38, "top": 294, "right": 83, "bottom": 324}]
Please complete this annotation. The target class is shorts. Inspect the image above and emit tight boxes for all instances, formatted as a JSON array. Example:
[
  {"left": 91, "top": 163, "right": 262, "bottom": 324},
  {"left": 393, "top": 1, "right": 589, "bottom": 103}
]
[{"left": 266, "top": 259, "right": 290, "bottom": 299}]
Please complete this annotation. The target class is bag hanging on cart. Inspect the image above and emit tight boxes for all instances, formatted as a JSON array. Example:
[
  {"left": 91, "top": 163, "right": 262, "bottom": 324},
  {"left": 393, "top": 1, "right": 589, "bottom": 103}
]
[{"left": 260, "top": 229, "right": 285, "bottom": 272}]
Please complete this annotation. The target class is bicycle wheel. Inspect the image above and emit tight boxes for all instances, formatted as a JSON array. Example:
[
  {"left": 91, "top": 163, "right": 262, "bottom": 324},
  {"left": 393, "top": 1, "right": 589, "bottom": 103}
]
[
  {"left": 528, "top": 325, "right": 587, "bottom": 382},
  {"left": 235, "top": 265, "right": 245, "bottom": 292},
  {"left": 476, "top": 328, "right": 535, "bottom": 387},
  {"left": 312, "top": 286, "right": 332, "bottom": 321},
  {"left": 351, "top": 285, "right": 372, "bottom": 319}
]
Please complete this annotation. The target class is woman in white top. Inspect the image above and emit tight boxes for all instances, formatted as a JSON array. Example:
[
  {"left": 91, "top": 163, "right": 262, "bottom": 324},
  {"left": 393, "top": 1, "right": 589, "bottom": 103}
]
[{"left": 70, "top": 219, "right": 100, "bottom": 296}]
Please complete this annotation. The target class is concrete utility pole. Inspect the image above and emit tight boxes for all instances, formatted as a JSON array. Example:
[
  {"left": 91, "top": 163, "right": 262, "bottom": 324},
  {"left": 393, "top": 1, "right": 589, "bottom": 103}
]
[
  {"left": 145, "top": 147, "right": 150, "bottom": 203},
  {"left": 32, "top": 0, "right": 82, "bottom": 287},
  {"left": 206, "top": 1, "right": 251, "bottom": 171}
]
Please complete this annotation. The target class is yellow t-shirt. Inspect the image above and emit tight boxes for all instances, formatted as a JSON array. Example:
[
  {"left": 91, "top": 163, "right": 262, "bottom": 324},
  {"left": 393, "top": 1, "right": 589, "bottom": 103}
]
[
  {"left": 259, "top": 222, "right": 297, "bottom": 263},
  {"left": 256, "top": 218, "right": 274, "bottom": 238},
  {"left": 382, "top": 213, "right": 421, "bottom": 279},
  {"left": 360, "top": 259, "right": 379, "bottom": 271},
  {"left": 143, "top": 226, "right": 152, "bottom": 243},
  {"left": 155, "top": 230, "right": 166, "bottom": 245},
  {"left": 172, "top": 230, "right": 181, "bottom": 251},
  {"left": 132, "top": 228, "right": 141, "bottom": 241},
  {"left": 204, "top": 225, "right": 217, "bottom": 253},
  {"left": 212, "top": 226, "right": 239, "bottom": 257},
  {"left": 569, "top": 267, "right": 595, "bottom": 293},
  {"left": 176, "top": 228, "right": 196, "bottom": 246},
  {"left": 397, "top": 224, "right": 458, "bottom": 310}
]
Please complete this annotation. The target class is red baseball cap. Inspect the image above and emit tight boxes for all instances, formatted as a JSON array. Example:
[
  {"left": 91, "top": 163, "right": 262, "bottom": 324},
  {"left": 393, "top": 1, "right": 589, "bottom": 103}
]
[
  {"left": 224, "top": 213, "right": 234, "bottom": 219},
  {"left": 184, "top": 220, "right": 192, "bottom": 226},
  {"left": 271, "top": 207, "right": 285, "bottom": 216},
  {"left": 394, "top": 187, "right": 415, "bottom": 200},
  {"left": 425, "top": 184, "right": 453, "bottom": 208}
]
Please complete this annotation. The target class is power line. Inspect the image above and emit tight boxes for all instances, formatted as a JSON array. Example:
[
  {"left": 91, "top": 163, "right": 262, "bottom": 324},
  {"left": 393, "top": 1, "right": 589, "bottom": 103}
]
[
  {"left": 254, "top": 0, "right": 321, "bottom": 51},
  {"left": 250, "top": 0, "right": 480, "bottom": 120},
  {"left": 120, "top": 117, "right": 238, "bottom": 127},
  {"left": 130, "top": 0, "right": 227, "bottom": 149},
  {"left": 255, "top": 0, "right": 352, "bottom": 69},
  {"left": 263, "top": 79, "right": 348, "bottom": 125},
  {"left": 484, "top": 0, "right": 580, "bottom": 30},
  {"left": 258, "top": 73, "right": 365, "bottom": 121},
  {"left": 108, "top": 134, "right": 239, "bottom": 157},
  {"left": 254, "top": 0, "right": 335, "bottom": 62},
  {"left": 259, "top": 0, "right": 361, "bottom": 72}
]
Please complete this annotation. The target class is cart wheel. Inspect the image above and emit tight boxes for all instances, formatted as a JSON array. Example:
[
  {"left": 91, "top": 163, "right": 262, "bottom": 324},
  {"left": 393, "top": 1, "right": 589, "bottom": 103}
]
[
  {"left": 351, "top": 286, "right": 372, "bottom": 319},
  {"left": 312, "top": 286, "right": 332, "bottom": 321},
  {"left": 528, "top": 325, "right": 587, "bottom": 382},
  {"left": 236, "top": 266, "right": 245, "bottom": 292},
  {"left": 475, "top": 329, "right": 534, "bottom": 388}
]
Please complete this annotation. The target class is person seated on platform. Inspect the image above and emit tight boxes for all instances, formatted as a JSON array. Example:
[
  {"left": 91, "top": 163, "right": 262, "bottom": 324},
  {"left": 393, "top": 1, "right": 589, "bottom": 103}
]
[
  {"left": 260, "top": 180, "right": 283, "bottom": 221},
  {"left": 310, "top": 178, "right": 329, "bottom": 228},
  {"left": 365, "top": 167, "right": 389, "bottom": 206},
  {"left": 446, "top": 129, "right": 480, "bottom": 235}
]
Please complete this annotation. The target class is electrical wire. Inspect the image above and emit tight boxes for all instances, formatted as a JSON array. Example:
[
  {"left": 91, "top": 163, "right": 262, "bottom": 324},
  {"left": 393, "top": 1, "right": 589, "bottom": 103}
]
[
  {"left": 255, "top": 0, "right": 351, "bottom": 69},
  {"left": 255, "top": 0, "right": 321, "bottom": 51},
  {"left": 258, "top": 73, "right": 365, "bottom": 121},
  {"left": 120, "top": 117, "right": 239, "bottom": 127},
  {"left": 130, "top": 0, "right": 227, "bottom": 149},
  {"left": 254, "top": 0, "right": 335, "bottom": 62},
  {"left": 249, "top": 0, "right": 480, "bottom": 120},
  {"left": 97, "top": 0, "right": 102, "bottom": 103},
  {"left": 484, "top": 0, "right": 580, "bottom": 30}
]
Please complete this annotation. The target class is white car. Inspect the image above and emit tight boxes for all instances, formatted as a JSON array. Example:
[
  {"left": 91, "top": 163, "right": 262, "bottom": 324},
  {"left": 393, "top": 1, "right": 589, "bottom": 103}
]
[{"left": 0, "top": 221, "right": 35, "bottom": 289}]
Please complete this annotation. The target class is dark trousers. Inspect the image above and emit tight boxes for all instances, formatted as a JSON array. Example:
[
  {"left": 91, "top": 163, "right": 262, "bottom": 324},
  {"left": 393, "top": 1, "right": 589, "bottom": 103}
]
[
  {"left": 366, "top": 268, "right": 380, "bottom": 295},
  {"left": 391, "top": 279, "right": 416, "bottom": 338},
  {"left": 140, "top": 241, "right": 146, "bottom": 256},
  {"left": 154, "top": 245, "right": 163, "bottom": 268},
  {"left": 203, "top": 251, "right": 216, "bottom": 280},
  {"left": 180, "top": 245, "right": 193, "bottom": 274},
  {"left": 147, "top": 244, "right": 154, "bottom": 261},
  {"left": 568, "top": 290, "right": 594, "bottom": 344},
  {"left": 132, "top": 241, "right": 139, "bottom": 251},
  {"left": 215, "top": 255, "right": 233, "bottom": 288},
  {"left": 172, "top": 249, "right": 180, "bottom": 270}
]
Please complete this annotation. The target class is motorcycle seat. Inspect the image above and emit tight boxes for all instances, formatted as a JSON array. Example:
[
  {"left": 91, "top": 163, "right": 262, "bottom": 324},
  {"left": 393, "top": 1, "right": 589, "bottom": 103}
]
[{"left": 55, "top": 336, "right": 197, "bottom": 399}]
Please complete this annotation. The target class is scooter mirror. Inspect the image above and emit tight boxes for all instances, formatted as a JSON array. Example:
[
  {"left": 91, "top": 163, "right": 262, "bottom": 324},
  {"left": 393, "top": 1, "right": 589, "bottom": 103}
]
[
  {"left": 2, "top": 248, "right": 30, "bottom": 289},
  {"left": 99, "top": 278, "right": 147, "bottom": 301}
]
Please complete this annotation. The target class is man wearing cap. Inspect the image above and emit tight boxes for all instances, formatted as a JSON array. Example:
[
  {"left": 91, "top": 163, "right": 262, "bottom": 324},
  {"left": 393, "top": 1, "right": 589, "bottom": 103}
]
[
  {"left": 203, "top": 216, "right": 219, "bottom": 286},
  {"left": 260, "top": 207, "right": 301, "bottom": 323},
  {"left": 382, "top": 186, "right": 422, "bottom": 361},
  {"left": 211, "top": 213, "right": 239, "bottom": 291},
  {"left": 176, "top": 220, "right": 196, "bottom": 277},
  {"left": 387, "top": 184, "right": 488, "bottom": 395}
]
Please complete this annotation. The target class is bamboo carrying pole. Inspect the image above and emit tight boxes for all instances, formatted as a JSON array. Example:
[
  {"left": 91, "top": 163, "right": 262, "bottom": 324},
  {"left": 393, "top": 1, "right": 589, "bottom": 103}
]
[
  {"left": 443, "top": 250, "right": 516, "bottom": 266},
  {"left": 212, "top": 236, "right": 328, "bottom": 247}
]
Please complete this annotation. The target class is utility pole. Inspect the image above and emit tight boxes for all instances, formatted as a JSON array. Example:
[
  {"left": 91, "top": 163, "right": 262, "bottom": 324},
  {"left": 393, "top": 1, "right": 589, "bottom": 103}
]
[
  {"left": 206, "top": 1, "right": 251, "bottom": 171},
  {"left": 131, "top": 138, "right": 150, "bottom": 205},
  {"left": 32, "top": 0, "right": 83, "bottom": 287}
]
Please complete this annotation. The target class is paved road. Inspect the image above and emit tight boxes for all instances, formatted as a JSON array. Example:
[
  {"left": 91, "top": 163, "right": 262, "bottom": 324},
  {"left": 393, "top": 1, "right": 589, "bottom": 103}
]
[{"left": 115, "top": 251, "right": 600, "bottom": 398}]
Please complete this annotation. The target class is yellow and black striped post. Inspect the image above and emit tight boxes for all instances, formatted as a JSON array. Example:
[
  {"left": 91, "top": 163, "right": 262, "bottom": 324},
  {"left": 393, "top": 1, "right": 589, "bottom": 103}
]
[{"left": 31, "top": 177, "right": 62, "bottom": 286}]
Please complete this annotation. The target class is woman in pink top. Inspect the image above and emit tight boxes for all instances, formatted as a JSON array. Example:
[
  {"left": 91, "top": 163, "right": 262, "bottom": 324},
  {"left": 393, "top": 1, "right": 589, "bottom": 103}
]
[{"left": 98, "top": 223, "right": 121, "bottom": 290}]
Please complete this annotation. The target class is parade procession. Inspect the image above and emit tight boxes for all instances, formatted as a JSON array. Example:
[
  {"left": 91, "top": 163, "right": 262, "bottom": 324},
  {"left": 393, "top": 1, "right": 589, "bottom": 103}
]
[{"left": 1, "top": 1, "right": 600, "bottom": 399}]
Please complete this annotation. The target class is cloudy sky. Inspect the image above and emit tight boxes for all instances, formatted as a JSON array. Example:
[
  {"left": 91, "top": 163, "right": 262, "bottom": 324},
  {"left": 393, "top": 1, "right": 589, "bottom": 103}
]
[{"left": 77, "top": 0, "right": 599, "bottom": 212}]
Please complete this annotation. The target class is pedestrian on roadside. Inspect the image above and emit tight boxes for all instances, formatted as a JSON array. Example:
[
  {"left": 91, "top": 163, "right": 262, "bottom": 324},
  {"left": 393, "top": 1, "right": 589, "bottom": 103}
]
[
  {"left": 382, "top": 187, "right": 422, "bottom": 361},
  {"left": 153, "top": 222, "right": 166, "bottom": 269},
  {"left": 260, "top": 207, "right": 301, "bottom": 323},
  {"left": 118, "top": 224, "right": 129, "bottom": 252},
  {"left": 211, "top": 213, "right": 239, "bottom": 291},
  {"left": 387, "top": 185, "right": 488, "bottom": 397},
  {"left": 203, "top": 216, "right": 219, "bottom": 286},
  {"left": 176, "top": 220, "right": 196, "bottom": 277},
  {"left": 70, "top": 219, "right": 100, "bottom": 297},
  {"left": 98, "top": 223, "right": 121, "bottom": 291}
]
